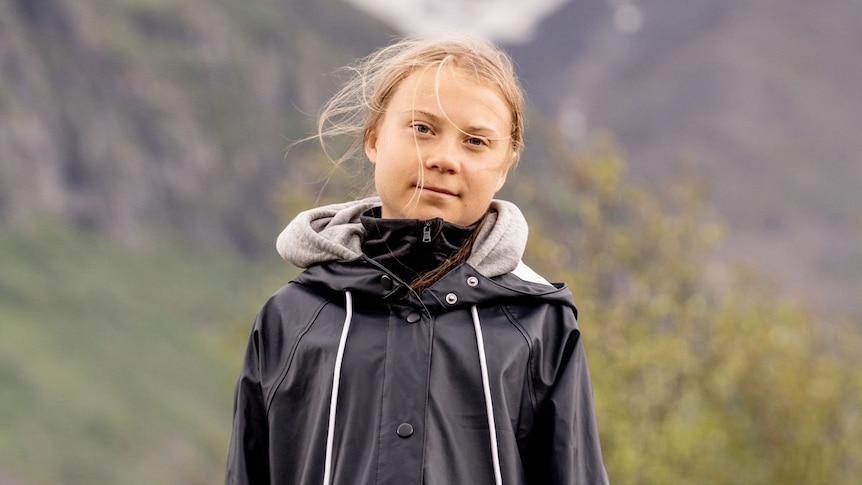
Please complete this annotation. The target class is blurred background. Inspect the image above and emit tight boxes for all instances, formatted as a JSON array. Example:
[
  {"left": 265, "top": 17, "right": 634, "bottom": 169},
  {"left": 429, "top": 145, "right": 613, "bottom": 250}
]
[{"left": 0, "top": 0, "right": 860, "bottom": 483}]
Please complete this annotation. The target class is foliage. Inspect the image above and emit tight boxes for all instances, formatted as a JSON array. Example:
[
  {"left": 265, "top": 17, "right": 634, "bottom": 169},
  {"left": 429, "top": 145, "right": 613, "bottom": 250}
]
[
  {"left": 0, "top": 222, "right": 281, "bottom": 485},
  {"left": 518, "top": 132, "right": 862, "bottom": 484},
  {"left": 1, "top": 0, "right": 859, "bottom": 481},
  {"left": 1, "top": 133, "right": 859, "bottom": 484}
]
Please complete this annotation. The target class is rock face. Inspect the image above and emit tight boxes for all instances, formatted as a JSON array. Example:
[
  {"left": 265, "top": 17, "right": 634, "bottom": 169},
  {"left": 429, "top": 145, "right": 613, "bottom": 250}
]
[
  {"left": 2, "top": 0, "right": 860, "bottom": 314},
  {"left": 0, "top": 0, "right": 391, "bottom": 251},
  {"left": 350, "top": 0, "right": 862, "bottom": 315}
]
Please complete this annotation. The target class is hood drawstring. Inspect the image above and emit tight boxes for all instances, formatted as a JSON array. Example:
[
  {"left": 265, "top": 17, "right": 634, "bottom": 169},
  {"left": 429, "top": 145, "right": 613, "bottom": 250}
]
[
  {"left": 323, "top": 291, "right": 354, "bottom": 485},
  {"left": 471, "top": 305, "right": 504, "bottom": 485}
]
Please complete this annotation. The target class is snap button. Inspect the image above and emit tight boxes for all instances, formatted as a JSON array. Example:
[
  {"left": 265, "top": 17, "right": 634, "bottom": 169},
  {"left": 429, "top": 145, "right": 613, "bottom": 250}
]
[
  {"left": 445, "top": 293, "right": 458, "bottom": 305},
  {"left": 466, "top": 276, "right": 479, "bottom": 287},
  {"left": 380, "top": 275, "right": 393, "bottom": 290},
  {"left": 396, "top": 422, "right": 414, "bottom": 438},
  {"left": 406, "top": 312, "right": 421, "bottom": 324}
]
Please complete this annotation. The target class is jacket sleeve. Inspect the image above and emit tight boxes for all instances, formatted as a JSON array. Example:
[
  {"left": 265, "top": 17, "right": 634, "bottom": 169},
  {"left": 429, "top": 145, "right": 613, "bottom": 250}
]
[
  {"left": 224, "top": 317, "right": 271, "bottom": 485},
  {"left": 524, "top": 309, "right": 609, "bottom": 485}
]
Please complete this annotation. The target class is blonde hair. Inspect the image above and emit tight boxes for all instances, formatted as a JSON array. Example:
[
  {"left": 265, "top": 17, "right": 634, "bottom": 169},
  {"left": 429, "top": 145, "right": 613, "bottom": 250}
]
[{"left": 315, "top": 35, "right": 525, "bottom": 169}]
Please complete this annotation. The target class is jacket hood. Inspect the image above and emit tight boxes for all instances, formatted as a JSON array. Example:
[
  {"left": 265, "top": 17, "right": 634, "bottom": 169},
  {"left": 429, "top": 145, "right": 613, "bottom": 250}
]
[{"left": 276, "top": 197, "right": 529, "bottom": 279}]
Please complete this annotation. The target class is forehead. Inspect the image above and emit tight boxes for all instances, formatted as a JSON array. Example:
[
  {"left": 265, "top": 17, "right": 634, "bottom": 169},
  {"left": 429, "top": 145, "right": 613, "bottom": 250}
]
[{"left": 386, "top": 65, "right": 512, "bottom": 131}]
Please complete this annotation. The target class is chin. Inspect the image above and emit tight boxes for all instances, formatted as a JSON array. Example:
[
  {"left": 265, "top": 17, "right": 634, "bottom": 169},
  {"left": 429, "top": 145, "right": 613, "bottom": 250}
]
[
  {"left": 384, "top": 199, "right": 468, "bottom": 224},
  {"left": 411, "top": 209, "right": 451, "bottom": 222}
]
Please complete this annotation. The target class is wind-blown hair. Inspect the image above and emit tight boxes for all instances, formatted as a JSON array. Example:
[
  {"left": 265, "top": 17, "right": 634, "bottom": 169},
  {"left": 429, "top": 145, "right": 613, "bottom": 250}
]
[{"left": 315, "top": 35, "right": 526, "bottom": 168}]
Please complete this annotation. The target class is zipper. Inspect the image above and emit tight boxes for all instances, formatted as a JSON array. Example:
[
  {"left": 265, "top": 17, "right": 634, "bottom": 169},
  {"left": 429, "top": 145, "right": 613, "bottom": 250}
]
[{"left": 422, "top": 221, "right": 432, "bottom": 243}]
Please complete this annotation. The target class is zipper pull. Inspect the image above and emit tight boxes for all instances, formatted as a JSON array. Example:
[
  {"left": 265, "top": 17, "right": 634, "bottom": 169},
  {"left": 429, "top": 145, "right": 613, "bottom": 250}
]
[{"left": 422, "top": 221, "right": 432, "bottom": 243}]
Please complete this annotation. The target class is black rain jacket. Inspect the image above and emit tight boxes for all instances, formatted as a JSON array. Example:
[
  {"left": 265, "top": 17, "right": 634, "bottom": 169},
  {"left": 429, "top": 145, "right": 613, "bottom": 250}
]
[{"left": 225, "top": 199, "right": 608, "bottom": 485}]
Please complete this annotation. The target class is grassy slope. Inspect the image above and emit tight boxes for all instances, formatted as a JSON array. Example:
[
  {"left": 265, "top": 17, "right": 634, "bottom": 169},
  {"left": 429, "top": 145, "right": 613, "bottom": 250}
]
[{"left": 0, "top": 223, "right": 290, "bottom": 485}]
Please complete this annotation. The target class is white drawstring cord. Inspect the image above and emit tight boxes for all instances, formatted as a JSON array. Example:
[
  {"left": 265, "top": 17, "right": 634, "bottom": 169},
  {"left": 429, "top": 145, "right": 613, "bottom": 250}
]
[
  {"left": 323, "top": 291, "right": 354, "bottom": 485},
  {"left": 471, "top": 305, "right": 503, "bottom": 485}
]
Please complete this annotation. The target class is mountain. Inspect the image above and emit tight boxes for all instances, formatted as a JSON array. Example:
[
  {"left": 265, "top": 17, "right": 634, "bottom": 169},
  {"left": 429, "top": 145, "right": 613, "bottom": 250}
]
[
  {"left": 1, "top": 0, "right": 860, "bottom": 316},
  {"left": 523, "top": 0, "right": 862, "bottom": 316},
  {"left": 0, "top": 0, "right": 393, "bottom": 252},
  {"left": 350, "top": 0, "right": 862, "bottom": 316}
]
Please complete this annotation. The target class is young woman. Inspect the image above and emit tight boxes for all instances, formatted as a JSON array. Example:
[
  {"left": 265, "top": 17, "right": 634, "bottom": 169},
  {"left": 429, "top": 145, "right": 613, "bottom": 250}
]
[{"left": 225, "top": 35, "right": 608, "bottom": 485}]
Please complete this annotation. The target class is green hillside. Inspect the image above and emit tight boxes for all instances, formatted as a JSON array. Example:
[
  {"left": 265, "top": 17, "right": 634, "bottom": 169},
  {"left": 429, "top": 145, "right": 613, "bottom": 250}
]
[{"left": 0, "top": 222, "right": 287, "bottom": 485}]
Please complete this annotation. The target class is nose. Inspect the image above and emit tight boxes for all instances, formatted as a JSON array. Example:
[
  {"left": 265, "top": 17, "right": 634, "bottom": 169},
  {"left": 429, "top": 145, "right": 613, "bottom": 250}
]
[{"left": 423, "top": 139, "right": 461, "bottom": 174}]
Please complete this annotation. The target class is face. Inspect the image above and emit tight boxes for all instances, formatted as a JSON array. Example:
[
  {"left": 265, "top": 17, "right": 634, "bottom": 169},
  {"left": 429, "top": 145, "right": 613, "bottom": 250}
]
[{"left": 364, "top": 65, "right": 514, "bottom": 226}]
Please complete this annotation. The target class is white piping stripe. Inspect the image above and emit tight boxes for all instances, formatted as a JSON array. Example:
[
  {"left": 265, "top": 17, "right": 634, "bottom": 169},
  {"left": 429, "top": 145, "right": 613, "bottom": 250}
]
[
  {"left": 471, "top": 305, "right": 504, "bottom": 485},
  {"left": 323, "top": 291, "right": 354, "bottom": 485}
]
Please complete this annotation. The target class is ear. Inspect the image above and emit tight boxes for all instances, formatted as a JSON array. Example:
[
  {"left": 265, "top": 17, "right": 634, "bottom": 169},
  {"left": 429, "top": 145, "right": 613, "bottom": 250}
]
[{"left": 364, "top": 128, "right": 378, "bottom": 164}]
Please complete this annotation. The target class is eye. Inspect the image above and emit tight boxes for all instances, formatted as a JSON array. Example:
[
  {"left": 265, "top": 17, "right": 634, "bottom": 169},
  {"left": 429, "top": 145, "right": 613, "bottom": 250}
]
[
  {"left": 466, "top": 136, "right": 488, "bottom": 147},
  {"left": 412, "top": 123, "right": 432, "bottom": 135}
]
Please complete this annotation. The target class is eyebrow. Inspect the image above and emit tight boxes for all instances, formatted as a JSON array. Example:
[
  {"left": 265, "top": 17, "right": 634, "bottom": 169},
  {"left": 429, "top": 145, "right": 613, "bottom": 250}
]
[{"left": 401, "top": 110, "right": 501, "bottom": 136}]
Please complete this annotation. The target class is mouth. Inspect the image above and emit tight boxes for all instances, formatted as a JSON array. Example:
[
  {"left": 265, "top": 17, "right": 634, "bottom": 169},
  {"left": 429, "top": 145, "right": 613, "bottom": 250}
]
[{"left": 417, "top": 185, "right": 457, "bottom": 197}]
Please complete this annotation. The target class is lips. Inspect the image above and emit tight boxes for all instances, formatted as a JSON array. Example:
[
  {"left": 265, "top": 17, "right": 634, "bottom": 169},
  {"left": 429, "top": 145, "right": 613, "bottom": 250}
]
[{"left": 419, "top": 185, "right": 457, "bottom": 197}]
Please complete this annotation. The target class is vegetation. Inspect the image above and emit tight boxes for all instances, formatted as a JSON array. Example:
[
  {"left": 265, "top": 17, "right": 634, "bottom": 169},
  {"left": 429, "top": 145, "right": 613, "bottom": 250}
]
[
  {"left": 517, "top": 133, "right": 862, "bottom": 484},
  {"left": 0, "top": 222, "right": 285, "bottom": 485},
  {"left": 1, "top": 135, "right": 860, "bottom": 484},
  {"left": 1, "top": 0, "right": 859, "bottom": 484}
]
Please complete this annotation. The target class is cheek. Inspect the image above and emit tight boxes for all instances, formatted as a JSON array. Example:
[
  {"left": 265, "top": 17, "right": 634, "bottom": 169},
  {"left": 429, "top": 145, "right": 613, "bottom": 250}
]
[
  {"left": 477, "top": 164, "right": 509, "bottom": 193},
  {"left": 372, "top": 158, "right": 403, "bottom": 194},
  {"left": 494, "top": 168, "right": 508, "bottom": 190}
]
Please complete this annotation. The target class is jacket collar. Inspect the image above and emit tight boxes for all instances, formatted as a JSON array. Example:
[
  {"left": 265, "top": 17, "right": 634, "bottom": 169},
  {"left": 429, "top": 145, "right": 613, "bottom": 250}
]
[
  {"left": 276, "top": 197, "right": 530, "bottom": 279},
  {"left": 360, "top": 207, "right": 478, "bottom": 286}
]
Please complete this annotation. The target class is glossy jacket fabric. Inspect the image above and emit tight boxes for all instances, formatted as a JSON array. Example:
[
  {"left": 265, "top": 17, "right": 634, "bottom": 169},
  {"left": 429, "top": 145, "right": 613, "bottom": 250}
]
[{"left": 225, "top": 198, "right": 608, "bottom": 485}]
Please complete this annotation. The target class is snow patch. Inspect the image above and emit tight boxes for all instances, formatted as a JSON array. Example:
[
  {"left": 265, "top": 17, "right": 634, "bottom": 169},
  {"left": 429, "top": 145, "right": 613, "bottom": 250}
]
[{"left": 343, "top": 0, "right": 570, "bottom": 44}]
